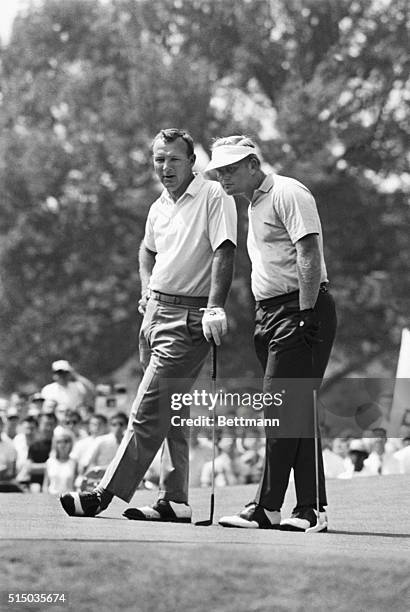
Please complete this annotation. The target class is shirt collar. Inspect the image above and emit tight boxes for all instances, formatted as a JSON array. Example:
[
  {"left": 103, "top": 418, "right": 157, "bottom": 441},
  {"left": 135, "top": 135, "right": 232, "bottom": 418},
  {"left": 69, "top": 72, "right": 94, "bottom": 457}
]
[
  {"left": 255, "top": 173, "right": 274, "bottom": 194},
  {"left": 251, "top": 173, "right": 274, "bottom": 206},
  {"left": 160, "top": 173, "right": 204, "bottom": 204}
]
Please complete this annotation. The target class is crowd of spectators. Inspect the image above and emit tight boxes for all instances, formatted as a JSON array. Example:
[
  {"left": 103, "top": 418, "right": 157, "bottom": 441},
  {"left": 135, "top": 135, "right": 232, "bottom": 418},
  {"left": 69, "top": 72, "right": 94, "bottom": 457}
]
[
  {"left": 322, "top": 431, "right": 410, "bottom": 478},
  {"left": 0, "top": 360, "right": 132, "bottom": 494},
  {"left": 1, "top": 360, "right": 410, "bottom": 494}
]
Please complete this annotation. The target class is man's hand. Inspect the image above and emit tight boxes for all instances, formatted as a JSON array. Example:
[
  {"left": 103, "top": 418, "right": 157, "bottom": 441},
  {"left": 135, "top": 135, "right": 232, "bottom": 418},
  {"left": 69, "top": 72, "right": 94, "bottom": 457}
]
[
  {"left": 298, "top": 308, "right": 321, "bottom": 345},
  {"left": 138, "top": 291, "right": 149, "bottom": 315},
  {"left": 201, "top": 307, "right": 227, "bottom": 346}
]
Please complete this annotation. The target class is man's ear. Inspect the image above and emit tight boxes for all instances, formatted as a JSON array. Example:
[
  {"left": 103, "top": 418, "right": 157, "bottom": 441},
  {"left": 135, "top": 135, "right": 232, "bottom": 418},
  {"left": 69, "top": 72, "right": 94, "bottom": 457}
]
[
  {"left": 189, "top": 154, "right": 196, "bottom": 167},
  {"left": 248, "top": 157, "right": 259, "bottom": 174}
]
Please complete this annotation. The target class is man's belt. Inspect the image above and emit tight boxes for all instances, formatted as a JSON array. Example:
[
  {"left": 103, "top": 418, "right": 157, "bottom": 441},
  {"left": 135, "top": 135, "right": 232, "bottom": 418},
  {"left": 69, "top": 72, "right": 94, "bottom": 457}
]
[
  {"left": 149, "top": 290, "right": 208, "bottom": 308},
  {"left": 258, "top": 283, "right": 329, "bottom": 309}
]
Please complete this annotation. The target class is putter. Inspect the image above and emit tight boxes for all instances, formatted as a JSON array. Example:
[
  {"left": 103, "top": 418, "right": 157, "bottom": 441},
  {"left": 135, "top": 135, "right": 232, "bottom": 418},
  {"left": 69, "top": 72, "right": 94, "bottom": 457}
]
[
  {"left": 306, "top": 388, "right": 326, "bottom": 533},
  {"left": 195, "top": 340, "right": 217, "bottom": 526}
]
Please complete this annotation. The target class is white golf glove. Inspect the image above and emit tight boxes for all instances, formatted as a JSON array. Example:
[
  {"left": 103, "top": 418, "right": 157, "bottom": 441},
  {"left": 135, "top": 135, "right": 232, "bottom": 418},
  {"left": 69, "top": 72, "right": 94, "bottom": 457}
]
[
  {"left": 138, "top": 291, "right": 149, "bottom": 315},
  {"left": 201, "top": 307, "right": 227, "bottom": 346}
]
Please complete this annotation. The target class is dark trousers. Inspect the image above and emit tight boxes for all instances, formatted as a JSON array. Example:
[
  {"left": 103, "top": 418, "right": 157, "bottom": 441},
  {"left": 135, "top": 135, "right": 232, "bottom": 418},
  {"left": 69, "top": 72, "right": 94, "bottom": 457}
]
[{"left": 254, "top": 287, "right": 337, "bottom": 511}]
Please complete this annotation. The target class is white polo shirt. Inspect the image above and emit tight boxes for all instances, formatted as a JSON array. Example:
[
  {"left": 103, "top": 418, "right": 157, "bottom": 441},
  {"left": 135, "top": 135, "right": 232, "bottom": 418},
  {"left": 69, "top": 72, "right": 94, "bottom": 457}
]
[
  {"left": 144, "top": 174, "right": 237, "bottom": 297},
  {"left": 247, "top": 174, "right": 328, "bottom": 300},
  {"left": 41, "top": 381, "right": 89, "bottom": 410}
]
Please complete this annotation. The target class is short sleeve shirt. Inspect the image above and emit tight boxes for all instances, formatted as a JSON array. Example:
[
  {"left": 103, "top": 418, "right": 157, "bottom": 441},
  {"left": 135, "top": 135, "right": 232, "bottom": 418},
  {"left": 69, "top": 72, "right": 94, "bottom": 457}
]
[
  {"left": 144, "top": 174, "right": 237, "bottom": 297},
  {"left": 41, "top": 381, "right": 88, "bottom": 410},
  {"left": 247, "top": 174, "right": 328, "bottom": 300}
]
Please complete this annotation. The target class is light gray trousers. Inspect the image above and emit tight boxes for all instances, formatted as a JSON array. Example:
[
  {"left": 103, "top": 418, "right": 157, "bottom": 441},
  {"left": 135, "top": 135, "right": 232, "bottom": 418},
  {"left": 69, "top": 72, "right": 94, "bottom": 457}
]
[{"left": 99, "top": 298, "right": 209, "bottom": 502}]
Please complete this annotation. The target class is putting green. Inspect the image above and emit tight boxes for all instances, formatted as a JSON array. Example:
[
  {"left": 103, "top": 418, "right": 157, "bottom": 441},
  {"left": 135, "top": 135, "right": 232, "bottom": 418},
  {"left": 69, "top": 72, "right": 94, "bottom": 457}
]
[{"left": 0, "top": 476, "right": 409, "bottom": 611}]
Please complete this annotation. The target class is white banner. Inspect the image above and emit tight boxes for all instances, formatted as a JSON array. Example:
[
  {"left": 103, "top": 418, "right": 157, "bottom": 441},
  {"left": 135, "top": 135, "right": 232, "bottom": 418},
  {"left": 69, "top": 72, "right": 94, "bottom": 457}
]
[{"left": 388, "top": 328, "right": 410, "bottom": 437}]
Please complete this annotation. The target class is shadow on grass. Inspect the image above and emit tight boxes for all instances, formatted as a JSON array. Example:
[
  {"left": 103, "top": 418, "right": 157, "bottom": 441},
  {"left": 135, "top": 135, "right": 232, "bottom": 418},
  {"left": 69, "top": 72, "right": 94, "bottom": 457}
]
[{"left": 329, "top": 530, "right": 410, "bottom": 538}]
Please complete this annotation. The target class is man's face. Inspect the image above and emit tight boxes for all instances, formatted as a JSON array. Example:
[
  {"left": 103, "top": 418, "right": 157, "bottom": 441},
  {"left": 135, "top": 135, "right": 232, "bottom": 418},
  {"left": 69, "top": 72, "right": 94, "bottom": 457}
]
[
  {"left": 215, "top": 159, "right": 252, "bottom": 196},
  {"left": 22, "top": 420, "right": 37, "bottom": 437},
  {"left": 152, "top": 138, "right": 194, "bottom": 199},
  {"left": 55, "top": 404, "right": 68, "bottom": 423},
  {"left": 53, "top": 370, "right": 70, "bottom": 384},
  {"left": 64, "top": 414, "right": 81, "bottom": 432},
  {"left": 39, "top": 414, "right": 56, "bottom": 438},
  {"left": 332, "top": 438, "right": 349, "bottom": 458},
  {"left": 373, "top": 437, "right": 386, "bottom": 454},
  {"left": 89, "top": 417, "right": 106, "bottom": 437},
  {"left": 110, "top": 418, "right": 126, "bottom": 441}
]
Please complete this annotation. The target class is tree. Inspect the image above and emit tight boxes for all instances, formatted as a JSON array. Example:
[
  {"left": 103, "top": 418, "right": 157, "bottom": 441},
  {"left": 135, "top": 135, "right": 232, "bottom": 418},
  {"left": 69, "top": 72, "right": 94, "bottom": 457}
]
[{"left": 1, "top": 0, "right": 408, "bottom": 392}]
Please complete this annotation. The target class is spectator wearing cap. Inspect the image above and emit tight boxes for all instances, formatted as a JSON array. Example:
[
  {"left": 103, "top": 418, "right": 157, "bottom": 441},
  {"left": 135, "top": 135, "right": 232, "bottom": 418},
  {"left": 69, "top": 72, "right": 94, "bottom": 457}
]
[{"left": 41, "top": 360, "right": 95, "bottom": 412}]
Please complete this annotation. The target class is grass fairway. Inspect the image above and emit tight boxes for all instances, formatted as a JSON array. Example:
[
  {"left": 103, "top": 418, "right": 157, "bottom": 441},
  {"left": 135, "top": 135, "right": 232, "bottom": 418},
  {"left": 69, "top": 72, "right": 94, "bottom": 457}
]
[{"left": 1, "top": 476, "right": 409, "bottom": 612}]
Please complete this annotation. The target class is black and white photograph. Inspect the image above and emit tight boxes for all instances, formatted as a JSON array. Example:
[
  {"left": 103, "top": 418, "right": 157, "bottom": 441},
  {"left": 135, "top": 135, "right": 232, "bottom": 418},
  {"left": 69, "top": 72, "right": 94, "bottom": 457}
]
[{"left": 0, "top": 1, "right": 409, "bottom": 611}]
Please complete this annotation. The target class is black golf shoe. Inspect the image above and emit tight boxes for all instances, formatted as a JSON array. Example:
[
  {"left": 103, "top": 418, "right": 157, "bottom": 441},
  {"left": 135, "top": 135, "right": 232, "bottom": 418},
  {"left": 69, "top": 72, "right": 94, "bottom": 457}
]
[{"left": 60, "top": 490, "right": 112, "bottom": 517}]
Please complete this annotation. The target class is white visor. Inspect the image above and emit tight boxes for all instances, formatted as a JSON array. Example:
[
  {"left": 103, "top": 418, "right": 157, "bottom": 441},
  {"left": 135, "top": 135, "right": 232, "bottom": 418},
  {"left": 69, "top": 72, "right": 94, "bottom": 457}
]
[{"left": 205, "top": 145, "right": 258, "bottom": 172}]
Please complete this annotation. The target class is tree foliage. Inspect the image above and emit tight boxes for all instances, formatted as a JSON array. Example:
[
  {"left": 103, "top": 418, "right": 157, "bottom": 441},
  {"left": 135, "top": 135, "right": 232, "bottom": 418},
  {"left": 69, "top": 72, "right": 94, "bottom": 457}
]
[{"left": 0, "top": 0, "right": 409, "bottom": 392}]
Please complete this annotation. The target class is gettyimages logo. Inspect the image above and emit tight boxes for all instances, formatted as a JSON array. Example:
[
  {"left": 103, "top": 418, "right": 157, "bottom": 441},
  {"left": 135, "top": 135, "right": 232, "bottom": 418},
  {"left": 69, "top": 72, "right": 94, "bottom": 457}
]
[
  {"left": 160, "top": 376, "right": 410, "bottom": 438},
  {"left": 170, "top": 389, "right": 285, "bottom": 412},
  {"left": 170, "top": 389, "right": 284, "bottom": 429}
]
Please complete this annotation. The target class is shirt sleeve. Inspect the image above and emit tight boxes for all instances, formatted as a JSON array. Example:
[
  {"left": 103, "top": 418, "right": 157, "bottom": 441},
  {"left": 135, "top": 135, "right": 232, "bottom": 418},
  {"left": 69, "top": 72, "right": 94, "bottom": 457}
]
[
  {"left": 143, "top": 207, "right": 157, "bottom": 252},
  {"left": 274, "top": 181, "right": 321, "bottom": 244},
  {"left": 207, "top": 183, "right": 237, "bottom": 251}
]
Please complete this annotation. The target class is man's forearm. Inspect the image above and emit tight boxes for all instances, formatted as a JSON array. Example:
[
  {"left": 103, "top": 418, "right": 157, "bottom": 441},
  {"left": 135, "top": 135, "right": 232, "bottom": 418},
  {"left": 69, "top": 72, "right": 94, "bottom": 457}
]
[
  {"left": 207, "top": 240, "right": 235, "bottom": 307},
  {"left": 296, "top": 236, "right": 321, "bottom": 310},
  {"left": 139, "top": 241, "right": 156, "bottom": 294}
]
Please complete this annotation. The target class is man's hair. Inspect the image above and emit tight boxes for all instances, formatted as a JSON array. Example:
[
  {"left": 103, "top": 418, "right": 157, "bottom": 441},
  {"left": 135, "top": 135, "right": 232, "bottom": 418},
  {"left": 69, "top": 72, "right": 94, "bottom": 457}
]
[
  {"left": 212, "top": 135, "right": 260, "bottom": 166},
  {"left": 152, "top": 128, "right": 195, "bottom": 157},
  {"left": 23, "top": 415, "right": 39, "bottom": 426},
  {"left": 65, "top": 409, "right": 81, "bottom": 422},
  {"left": 110, "top": 411, "right": 128, "bottom": 426},
  {"left": 91, "top": 413, "right": 108, "bottom": 426},
  {"left": 41, "top": 412, "right": 57, "bottom": 423},
  {"left": 212, "top": 135, "right": 256, "bottom": 149}
]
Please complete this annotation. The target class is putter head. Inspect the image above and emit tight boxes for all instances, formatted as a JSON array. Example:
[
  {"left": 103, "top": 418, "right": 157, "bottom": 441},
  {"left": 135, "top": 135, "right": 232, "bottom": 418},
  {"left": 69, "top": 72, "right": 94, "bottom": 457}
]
[
  {"left": 194, "top": 493, "right": 214, "bottom": 526},
  {"left": 194, "top": 519, "right": 213, "bottom": 526},
  {"left": 306, "top": 510, "right": 328, "bottom": 533}
]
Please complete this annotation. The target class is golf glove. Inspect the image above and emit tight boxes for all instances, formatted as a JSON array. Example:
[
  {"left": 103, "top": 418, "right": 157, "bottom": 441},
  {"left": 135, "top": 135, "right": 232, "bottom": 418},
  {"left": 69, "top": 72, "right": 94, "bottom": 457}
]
[
  {"left": 201, "top": 307, "right": 227, "bottom": 346},
  {"left": 138, "top": 291, "right": 149, "bottom": 315}
]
